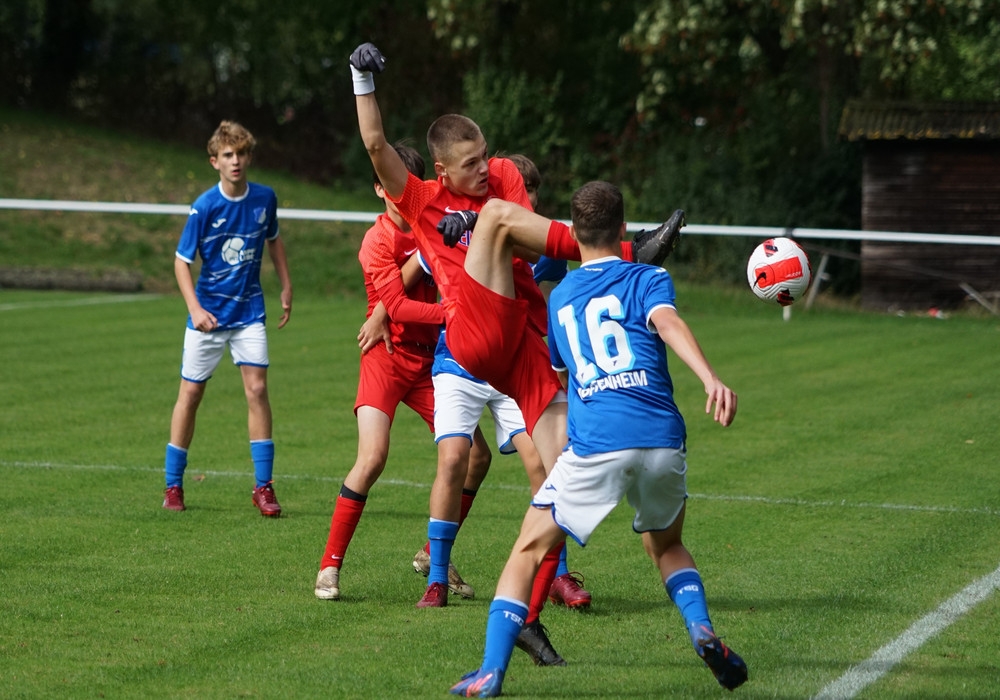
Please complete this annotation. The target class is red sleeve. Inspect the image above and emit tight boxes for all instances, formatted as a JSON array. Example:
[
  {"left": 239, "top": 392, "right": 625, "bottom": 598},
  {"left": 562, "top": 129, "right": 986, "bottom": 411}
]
[
  {"left": 376, "top": 276, "right": 445, "bottom": 326},
  {"left": 358, "top": 219, "right": 401, "bottom": 290},
  {"left": 542, "top": 219, "right": 634, "bottom": 262},
  {"left": 544, "top": 220, "right": 581, "bottom": 261}
]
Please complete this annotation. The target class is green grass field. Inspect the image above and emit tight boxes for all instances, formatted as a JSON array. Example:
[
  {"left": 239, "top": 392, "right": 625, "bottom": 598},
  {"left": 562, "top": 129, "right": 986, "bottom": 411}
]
[{"left": 2, "top": 283, "right": 999, "bottom": 699}]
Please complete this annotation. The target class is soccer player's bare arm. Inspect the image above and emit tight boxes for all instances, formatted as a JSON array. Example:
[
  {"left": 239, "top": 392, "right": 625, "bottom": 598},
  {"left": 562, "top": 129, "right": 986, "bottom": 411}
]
[
  {"left": 355, "top": 95, "right": 409, "bottom": 199},
  {"left": 649, "top": 306, "right": 736, "bottom": 426},
  {"left": 351, "top": 43, "right": 409, "bottom": 200},
  {"left": 266, "top": 236, "right": 293, "bottom": 329},
  {"left": 174, "top": 256, "right": 216, "bottom": 332}
]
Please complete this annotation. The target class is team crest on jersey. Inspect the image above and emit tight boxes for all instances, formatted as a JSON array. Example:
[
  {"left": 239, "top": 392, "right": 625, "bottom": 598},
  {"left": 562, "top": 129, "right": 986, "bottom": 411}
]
[{"left": 254, "top": 207, "right": 267, "bottom": 225}]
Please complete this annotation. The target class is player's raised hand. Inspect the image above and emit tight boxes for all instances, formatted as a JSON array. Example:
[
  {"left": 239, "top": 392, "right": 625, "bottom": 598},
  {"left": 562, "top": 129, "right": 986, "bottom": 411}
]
[
  {"left": 437, "top": 210, "right": 478, "bottom": 247},
  {"left": 348, "top": 43, "right": 386, "bottom": 95},
  {"left": 350, "top": 43, "right": 386, "bottom": 73},
  {"left": 349, "top": 43, "right": 386, "bottom": 95}
]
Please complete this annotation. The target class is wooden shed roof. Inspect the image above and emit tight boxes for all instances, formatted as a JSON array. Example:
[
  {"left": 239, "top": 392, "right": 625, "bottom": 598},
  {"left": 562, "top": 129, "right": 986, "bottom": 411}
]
[{"left": 838, "top": 100, "right": 1000, "bottom": 141}]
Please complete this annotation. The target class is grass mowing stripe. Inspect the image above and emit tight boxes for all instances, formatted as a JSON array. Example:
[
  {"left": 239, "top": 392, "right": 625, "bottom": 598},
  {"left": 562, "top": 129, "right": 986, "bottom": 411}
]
[{"left": 813, "top": 563, "right": 1000, "bottom": 700}]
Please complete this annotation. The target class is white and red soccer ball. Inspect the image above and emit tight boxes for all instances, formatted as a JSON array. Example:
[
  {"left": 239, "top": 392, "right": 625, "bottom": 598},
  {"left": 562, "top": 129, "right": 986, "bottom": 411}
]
[{"left": 746, "top": 237, "right": 812, "bottom": 306}]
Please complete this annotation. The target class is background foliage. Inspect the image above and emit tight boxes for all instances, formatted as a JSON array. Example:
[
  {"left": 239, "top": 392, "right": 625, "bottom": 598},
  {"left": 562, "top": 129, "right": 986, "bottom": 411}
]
[{"left": 2, "top": 1, "right": 998, "bottom": 289}]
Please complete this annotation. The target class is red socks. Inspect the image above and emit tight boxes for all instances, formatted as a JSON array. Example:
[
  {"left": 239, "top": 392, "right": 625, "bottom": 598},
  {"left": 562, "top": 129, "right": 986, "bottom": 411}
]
[
  {"left": 526, "top": 541, "right": 564, "bottom": 624},
  {"left": 320, "top": 494, "right": 366, "bottom": 569}
]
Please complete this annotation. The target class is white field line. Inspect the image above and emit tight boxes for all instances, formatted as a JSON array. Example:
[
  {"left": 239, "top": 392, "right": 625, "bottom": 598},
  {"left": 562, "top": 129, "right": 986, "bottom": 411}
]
[
  {"left": 4, "top": 460, "right": 1000, "bottom": 517},
  {"left": 813, "top": 563, "right": 1000, "bottom": 699},
  {"left": 0, "top": 294, "right": 162, "bottom": 312}
]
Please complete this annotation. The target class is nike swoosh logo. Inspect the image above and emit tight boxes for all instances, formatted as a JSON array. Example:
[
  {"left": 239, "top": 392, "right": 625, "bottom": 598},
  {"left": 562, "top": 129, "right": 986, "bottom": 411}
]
[
  {"left": 212, "top": 218, "right": 227, "bottom": 228},
  {"left": 544, "top": 484, "right": 557, "bottom": 491},
  {"left": 404, "top": 248, "right": 417, "bottom": 256},
  {"left": 444, "top": 206, "right": 460, "bottom": 214}
]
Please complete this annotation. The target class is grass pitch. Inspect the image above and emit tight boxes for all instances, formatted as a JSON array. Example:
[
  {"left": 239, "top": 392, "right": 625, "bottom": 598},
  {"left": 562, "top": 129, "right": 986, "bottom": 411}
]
[{"left": 2, "top": 285, "right": 999, "bottom": 699}]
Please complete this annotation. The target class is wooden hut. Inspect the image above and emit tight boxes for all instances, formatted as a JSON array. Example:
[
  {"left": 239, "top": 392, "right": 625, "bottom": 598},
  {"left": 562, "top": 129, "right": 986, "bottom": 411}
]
[{"left": 838, "top": 100, "right": 1000, "bottom": 312}]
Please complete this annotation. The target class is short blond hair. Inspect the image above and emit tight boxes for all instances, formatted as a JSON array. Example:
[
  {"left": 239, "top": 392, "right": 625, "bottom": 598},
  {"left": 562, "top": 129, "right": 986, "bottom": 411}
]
[{"left": 207, "top": 120, "right": 256, "bottom": 158}]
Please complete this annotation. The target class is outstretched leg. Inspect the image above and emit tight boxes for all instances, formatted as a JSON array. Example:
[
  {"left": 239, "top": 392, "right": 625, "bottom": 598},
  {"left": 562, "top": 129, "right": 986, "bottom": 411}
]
[{"left": 644, "top": 503, "right": 748, "bottom": 691}]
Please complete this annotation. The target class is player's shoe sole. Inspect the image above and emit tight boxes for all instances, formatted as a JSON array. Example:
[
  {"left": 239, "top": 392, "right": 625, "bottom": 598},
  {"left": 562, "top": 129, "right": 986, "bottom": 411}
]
[
  {"left": 633, "top": 209, "right": 685, "bottom": 266},
  {"left": 413, "top": 548, "right": 475, "bottom": 598}
]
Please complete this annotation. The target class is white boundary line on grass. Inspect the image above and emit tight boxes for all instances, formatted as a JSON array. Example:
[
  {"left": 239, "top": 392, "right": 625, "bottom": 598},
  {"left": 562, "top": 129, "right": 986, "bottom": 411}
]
[
  {"left": 0, "top": 294, "right": 162, "bottom": 312},
  {"left": 813, "top": 563, "right": 1000, "bottom": 699},
  {"left": 6, "top": 460, "right": 1000, "bottom": 517}
]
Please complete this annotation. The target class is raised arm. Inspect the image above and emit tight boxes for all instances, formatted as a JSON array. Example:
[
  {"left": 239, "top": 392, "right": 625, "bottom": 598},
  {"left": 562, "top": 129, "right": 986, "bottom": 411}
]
[{"left": 351, "top": 43, "right": 409, "bottom": 200}]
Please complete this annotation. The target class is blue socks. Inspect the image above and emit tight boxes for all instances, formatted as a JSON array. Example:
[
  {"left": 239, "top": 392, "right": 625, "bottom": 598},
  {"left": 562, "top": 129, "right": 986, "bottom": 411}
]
[
  {"left": 165, "top": 444, "right": 187, "bottom": 488},
  {"left": 168, "top": 440, "right": 275, "bottom": 489},
  {"left": 482, "top": 597, "right": 528, "bottom": 671},
  {"left": 250, "top": 439, "right": 274, "bottom": 488},
  {"left": 427, "top": 519, "right": 459, "bottom": 586},
  {"left": 666, "top": 568, "right": 714, "bottom": 650},
  {"left": 556, "top": 543, "right": 569, "bottom": 578}
]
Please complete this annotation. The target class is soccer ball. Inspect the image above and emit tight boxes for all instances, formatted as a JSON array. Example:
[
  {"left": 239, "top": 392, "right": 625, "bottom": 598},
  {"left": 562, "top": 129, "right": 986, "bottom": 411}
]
[
  {"left": 746, "top": 237, "right": 812, "bottom": 306},
  {"left": 221, "top": 237, "right": 245, "bottom": 265}
]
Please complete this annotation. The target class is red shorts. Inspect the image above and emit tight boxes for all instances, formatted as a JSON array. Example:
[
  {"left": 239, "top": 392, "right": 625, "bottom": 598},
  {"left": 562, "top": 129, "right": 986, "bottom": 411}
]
[
  {"left": 355, "top": 341, "right": 435, "bottom": 431},
  {"left": 445, "top": 270, "right": 561, "bottom": 434}
]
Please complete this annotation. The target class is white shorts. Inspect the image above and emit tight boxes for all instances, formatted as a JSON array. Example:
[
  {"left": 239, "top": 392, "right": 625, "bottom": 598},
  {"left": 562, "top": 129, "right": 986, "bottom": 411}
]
[
  {"left": 532, "top": 446, "right": 688, "bottom": 545},
  {"left": 180, "top": 323, "right": 269, "bottom": 383},
  {"left": 432, "top": 372, "right": 526, "bottom": 454}
]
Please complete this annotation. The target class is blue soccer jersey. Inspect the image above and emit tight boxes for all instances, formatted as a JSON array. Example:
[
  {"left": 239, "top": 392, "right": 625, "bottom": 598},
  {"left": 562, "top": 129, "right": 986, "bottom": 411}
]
[
  {"left": 176, "top": 182, "right": 279, "bottom": 330},
  {"left": 548, "top": 256, "right": 685, "bottom": 455}
]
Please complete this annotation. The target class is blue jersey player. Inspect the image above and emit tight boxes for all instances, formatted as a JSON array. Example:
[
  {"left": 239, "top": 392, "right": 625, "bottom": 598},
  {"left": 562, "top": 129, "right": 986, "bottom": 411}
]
[
  {"left": 162, "top": 120, "right": 293, "bottom": 516},
  {"left": 450, "top": 181, "right": 747, "bottom": 697}
]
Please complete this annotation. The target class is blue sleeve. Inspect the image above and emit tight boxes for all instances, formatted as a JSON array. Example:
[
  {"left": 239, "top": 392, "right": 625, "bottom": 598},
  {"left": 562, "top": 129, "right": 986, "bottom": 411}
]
[
  {"left": 532, "top": 255, "right": 568, "bottom": 284},
  {"left": 176, "top": 204, "right": 203, "bottom": 263},
  {"left": 266, "top": 189, "right": 279, "bottom": 240},
  {"left": 547, "top": 289, "right": 566, "bottom": 371},
  {"left": 642, "top": 268, "right": 677, "bottom": 322}
]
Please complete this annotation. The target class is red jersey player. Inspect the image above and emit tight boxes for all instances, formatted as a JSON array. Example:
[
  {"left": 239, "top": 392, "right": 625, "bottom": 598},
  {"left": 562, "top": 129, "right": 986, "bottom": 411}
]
[{"left": 315, "top": 144, "right": 455, "bottom": 601}]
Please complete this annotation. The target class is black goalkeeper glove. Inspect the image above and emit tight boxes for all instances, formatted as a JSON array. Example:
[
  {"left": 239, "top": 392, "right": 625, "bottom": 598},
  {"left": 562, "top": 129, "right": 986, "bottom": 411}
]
[
  {"left": 437, "top": 210, "right": 478, "bottom": 248},
  {"left": 349, "top": 43, "right": 386, "bottom": 95}
]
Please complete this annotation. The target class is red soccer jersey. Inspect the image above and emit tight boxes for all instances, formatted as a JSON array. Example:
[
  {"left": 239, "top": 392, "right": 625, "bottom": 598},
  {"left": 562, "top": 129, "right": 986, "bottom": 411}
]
[
  {"left": 358, "top": 213, "right": 443, "bottom": 351},
  {"left": 390, "top": 157, "right": 548, "bottom": 337}
]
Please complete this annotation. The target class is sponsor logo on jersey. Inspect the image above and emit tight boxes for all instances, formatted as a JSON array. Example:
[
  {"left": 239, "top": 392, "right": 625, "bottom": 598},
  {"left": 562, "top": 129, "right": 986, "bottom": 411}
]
[
  {"left": 576, "top": 369, "right": 649, "bottom": 399},
  {"left": 211, "top": 217, "right": 227, "bottom": 229},
  {"left": 221, "top": 237, "right": 255, "bottom": 266}
]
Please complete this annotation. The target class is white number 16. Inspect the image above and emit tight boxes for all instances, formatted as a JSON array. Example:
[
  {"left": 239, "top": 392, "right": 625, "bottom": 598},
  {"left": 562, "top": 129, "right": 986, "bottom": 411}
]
[{"left": 556, "top": 295, "right": 634, "bottom": 387}]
